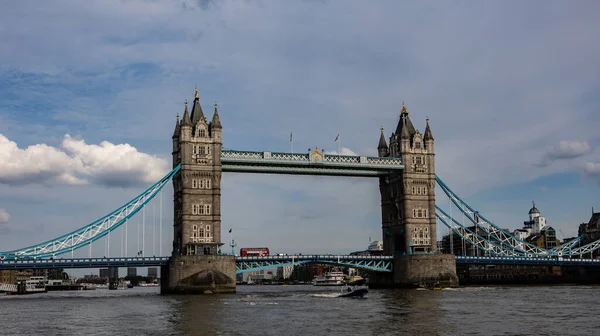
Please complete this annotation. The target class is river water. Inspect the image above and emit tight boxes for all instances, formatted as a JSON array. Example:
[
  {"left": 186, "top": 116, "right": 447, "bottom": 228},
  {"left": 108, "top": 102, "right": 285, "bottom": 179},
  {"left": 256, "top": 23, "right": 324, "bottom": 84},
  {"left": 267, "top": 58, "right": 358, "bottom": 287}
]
[{"left": 1, "top": 285, "right": 599, "bottom": 336}]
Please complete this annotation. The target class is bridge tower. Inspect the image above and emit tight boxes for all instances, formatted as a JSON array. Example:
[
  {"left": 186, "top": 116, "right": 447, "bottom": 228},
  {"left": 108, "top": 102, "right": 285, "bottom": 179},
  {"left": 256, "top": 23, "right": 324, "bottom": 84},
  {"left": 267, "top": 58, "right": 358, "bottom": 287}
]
[
  {"left": 379, "top": 102, "right": 436, "bottom": 255},
  {"left": 172, "top": 87, "right": 223, "bottom": 256},
  {"left": 375, "top": 102, "right": 458, "bottom": 288},
  {"left": 162, "top": 87, "right": 235, "bottom": 294}
]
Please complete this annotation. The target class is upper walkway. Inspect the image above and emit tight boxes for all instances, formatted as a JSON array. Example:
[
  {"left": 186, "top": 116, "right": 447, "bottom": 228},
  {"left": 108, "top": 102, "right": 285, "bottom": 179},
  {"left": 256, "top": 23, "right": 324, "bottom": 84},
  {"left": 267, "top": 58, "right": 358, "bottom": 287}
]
[{"left": 220, "top": 149, "right": 403, "bottom": 177}]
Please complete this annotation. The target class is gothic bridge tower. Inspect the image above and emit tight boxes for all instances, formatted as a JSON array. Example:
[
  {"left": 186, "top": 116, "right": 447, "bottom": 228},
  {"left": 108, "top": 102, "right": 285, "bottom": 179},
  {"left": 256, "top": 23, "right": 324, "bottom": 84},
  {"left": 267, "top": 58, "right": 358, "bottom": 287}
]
[
  {"left": 377, "top": 102, "right": 436, "bottom": 256},
  {"left": 171, "top": 86, "right": 223, "bottom": 256},
  {"left": 373, "top": 102, "right": 457, "bottom": 288}
]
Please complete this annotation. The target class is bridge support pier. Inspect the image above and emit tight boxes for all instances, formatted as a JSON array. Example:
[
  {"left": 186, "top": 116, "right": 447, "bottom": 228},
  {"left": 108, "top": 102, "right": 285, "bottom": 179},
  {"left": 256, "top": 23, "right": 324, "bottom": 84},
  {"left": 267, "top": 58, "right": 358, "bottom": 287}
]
[
  {"left": 161, "top": 255, "right": 236, "bottom": 294},
  {"left": 370, "top": 254, "right": 459, "bottom": 288},
  {"left": 108, "top": 267, "right": 119, "bottom": 290}
]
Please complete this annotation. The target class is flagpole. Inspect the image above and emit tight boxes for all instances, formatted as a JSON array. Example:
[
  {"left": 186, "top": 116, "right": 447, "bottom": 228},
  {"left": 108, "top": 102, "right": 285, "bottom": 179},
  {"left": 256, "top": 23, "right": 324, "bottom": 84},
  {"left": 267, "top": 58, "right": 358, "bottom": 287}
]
[{"left": 338, "top": 134, "right": 341, "bottom": 156}]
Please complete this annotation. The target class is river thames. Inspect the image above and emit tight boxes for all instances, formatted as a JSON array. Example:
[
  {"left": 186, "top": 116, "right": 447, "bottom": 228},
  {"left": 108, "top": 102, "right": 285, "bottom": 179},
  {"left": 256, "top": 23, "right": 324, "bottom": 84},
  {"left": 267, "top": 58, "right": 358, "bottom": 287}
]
[{"left": 1, "top": 285, "right": 599, "bottom": 335}]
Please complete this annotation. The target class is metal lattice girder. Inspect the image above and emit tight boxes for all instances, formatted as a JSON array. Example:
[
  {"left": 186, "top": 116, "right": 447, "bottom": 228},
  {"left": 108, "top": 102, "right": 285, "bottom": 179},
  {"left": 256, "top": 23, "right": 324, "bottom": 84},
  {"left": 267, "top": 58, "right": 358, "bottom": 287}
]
[
  {"left": 0, "top": 257, "right": 169, "bottom": 270},
  {"left": 436, "top": 176, "right": 550, "bottom": 256},
  {"left": 436, "top": 207, "right": 524, "bottom": 256},
  {"left": 235, "top": 255, "right": 393, "bottom": 274},
  {"left": 456, "top": 255, "right": 600, "bottom": 267},
  {"left": 221, "top": 150, "right": 403, "bottom": 176},
  {"left": 561, "top": 238, "right": 600, "bottom": 256},
  {"left": 549, "top": 235, "right": 584, "bottom": 255},
  {"left": 0, "top": 166, "right": 181, "bottom": 260}
]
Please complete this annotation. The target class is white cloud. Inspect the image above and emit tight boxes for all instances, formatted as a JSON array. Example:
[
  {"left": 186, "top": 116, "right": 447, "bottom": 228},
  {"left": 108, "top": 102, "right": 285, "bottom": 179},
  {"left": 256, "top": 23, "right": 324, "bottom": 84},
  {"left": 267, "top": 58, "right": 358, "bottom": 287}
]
[
  {"left": 322, "top": 147, "right": 358, "bottom": 156},
  {"left": 0, "top": 208, "right": 9, "bottom": 224},
  {"left": 0, "top": 134, "right": 168, "bottom": 187},
  {"left": 583, "top": 162, "right": 600, "bottom": 184},
  {"left": 538, "top": 140, "right": 592, "bottom": 167}
]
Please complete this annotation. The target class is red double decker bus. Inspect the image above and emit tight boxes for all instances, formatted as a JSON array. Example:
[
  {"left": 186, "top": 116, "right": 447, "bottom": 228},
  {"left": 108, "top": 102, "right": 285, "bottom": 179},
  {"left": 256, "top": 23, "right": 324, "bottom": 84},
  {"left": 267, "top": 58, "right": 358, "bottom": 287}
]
[{"left": 240, "top": 247, "right": 270, "bottom": 257}]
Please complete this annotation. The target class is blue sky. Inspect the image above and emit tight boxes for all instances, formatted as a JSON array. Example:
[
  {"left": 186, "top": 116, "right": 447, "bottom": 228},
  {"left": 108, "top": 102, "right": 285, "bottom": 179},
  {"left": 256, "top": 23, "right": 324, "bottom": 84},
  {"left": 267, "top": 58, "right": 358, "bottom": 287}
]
[{"left": 1, "top": 0, "right": 600, "bottom": 263}]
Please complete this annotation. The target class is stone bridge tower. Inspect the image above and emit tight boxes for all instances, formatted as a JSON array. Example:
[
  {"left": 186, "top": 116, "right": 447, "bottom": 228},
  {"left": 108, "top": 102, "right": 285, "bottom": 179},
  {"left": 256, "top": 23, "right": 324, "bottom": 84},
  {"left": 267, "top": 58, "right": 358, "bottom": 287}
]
[
  {"left": 171, "top": 86, "right": 223, "bottom": 257},
  {"left": 378, "top": 102, "right": 436, "bottom": 256}
]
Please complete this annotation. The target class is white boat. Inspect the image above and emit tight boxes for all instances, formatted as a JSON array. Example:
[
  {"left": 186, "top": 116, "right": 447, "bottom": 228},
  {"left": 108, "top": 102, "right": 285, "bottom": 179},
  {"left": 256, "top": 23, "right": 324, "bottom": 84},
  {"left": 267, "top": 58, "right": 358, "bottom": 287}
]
[{"left": 312, "top": 272, "right": 346, "bottom": 286}]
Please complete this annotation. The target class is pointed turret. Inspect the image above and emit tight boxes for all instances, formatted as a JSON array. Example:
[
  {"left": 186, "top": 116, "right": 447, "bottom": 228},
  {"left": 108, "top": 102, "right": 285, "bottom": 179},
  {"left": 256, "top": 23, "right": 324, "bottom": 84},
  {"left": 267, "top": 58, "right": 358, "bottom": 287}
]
[
  {"left": 172, "top": 113, "right": 181, "bottom": 138},
  {"left": 181, "top": 99, "right": 192, "bottom": 126},
  {"left": 395, "top": 101, "right": 416, "bottom": 138},
  {"left": 190, "top": 85, "right": 205, "bottom": 125},
  {"left": 400, "top": 116, "right": 410, "bottom": 139},
  {"left": 378, "top": 126, "right": 388, "bottom": 157},
  {"left": 211, "top": 101, "right": 222, "bottom": 129},
  {"left": 424, "top": 117, "right": 434, "bottom": 141}
]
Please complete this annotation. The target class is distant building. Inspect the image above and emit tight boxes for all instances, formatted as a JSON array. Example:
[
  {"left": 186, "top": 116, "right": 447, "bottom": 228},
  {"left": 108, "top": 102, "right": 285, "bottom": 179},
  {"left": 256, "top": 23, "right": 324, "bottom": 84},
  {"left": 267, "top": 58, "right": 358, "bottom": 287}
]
[
  {"left": 580, "top": 211, "right": 600, "bottom": 258},
  {"left": 127, "top": 267, "right": 137, "bottom": 277},
  {"left": 147, "top": 267, "right": 158, "bottom": 279},
  {"left": 350, "top": 240, "right": 384, "bottom": 256},
  {"left": 276, "top": 266, "right": 293, "bottom": 280},
  {"left": 0, "top": 270, "right": 16, "bottom": 284},
  {"left": 99, "top": 268, "right": 109, "bottom": 278}
]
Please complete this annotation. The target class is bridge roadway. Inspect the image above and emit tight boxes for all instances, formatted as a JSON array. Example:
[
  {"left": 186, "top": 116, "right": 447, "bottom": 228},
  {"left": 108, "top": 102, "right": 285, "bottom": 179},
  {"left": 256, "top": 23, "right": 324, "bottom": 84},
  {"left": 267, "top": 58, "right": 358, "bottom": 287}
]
[{"left": 1, "top": 255, "right": 599, "bottom": 272}]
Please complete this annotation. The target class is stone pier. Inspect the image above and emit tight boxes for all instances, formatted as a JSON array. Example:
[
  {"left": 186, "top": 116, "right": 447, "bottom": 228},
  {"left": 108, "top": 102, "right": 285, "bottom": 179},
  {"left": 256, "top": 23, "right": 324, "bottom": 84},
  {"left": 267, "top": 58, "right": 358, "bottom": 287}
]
[
  {"left": 161, "top": 255, "right": 236, "bottom": 294},
  {"left": 370, "top": 254, "right": 459, "bottom": 288}
]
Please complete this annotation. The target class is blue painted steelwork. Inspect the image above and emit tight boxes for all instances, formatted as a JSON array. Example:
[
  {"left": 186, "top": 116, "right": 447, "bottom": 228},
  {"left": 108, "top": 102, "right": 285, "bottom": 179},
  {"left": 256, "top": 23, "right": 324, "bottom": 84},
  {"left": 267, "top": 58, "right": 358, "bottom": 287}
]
[
  {"left": 0, "top": 165, "right": 181, "bottom": 260},
  {"left": 436, "top": 175, "right": 586, "bottom": 257},
  {"left": 456, "top": 255, "right": 600, "bottom": 266},
  {"left": 0, "top": 257, "right": 169, "bottom": 270},
  {"left": 221, "top": 149, "right": 403, "bottom": 176},
  {"left": 235, "top": 255, "right": 393, "bottom": 274},
  {"left": 436, "top": 176, "right": 550, "bottom": 256},
  {"left": 436, "top": 206, "right": 524, "bottom": 256}
]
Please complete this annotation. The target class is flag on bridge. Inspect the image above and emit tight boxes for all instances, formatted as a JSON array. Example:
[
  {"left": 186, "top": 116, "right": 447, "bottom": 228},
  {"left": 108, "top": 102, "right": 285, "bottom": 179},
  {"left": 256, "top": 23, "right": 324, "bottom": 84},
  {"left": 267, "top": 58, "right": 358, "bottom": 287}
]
[
  {"left": 229, "top": 228, "right": 232, "bottom": 233},
  {"left": 334, "top": 134, "right": 339, "bottom": 142},
  {"left": 290, "top": 130, "right": 293, "bottom": 142}
]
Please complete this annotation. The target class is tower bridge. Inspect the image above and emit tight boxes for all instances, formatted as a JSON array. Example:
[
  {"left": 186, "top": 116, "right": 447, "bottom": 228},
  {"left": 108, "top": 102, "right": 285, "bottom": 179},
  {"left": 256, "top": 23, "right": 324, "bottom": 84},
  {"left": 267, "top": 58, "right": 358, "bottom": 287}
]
[{"left": 2, "top": 87, "right": 600, "bottom": 293}]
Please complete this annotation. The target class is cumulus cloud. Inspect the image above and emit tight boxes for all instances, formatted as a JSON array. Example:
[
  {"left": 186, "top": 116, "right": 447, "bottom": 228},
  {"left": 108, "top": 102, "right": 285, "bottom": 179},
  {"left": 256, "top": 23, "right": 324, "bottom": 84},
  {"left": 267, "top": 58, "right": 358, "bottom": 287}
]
[
  {"left": 0, "top": 134, "right": 168, "bottom": 187},
  {"left": 537, "top": 141, "right": 592, "bottom": 167},
  {"left": 583, "top": 162, "right": 600, "bottom": 184},
  {"left": 0, "top": 208, "right": 9, "bottom": 224}
]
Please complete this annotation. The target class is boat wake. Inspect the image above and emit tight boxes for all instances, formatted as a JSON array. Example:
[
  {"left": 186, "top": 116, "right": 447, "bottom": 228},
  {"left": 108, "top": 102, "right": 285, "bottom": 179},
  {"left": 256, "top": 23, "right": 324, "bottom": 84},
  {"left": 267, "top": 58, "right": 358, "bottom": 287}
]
[{"left": 308, "top": 293, "right": 340, "bottom": 298}]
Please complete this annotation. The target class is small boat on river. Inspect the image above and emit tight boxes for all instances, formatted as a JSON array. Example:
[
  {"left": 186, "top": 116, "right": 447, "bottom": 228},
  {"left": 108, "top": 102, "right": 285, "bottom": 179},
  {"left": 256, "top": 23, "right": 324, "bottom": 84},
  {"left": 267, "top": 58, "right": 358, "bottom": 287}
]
[{"left": 338, "top": 286, "right": 368, "bottom": 298}]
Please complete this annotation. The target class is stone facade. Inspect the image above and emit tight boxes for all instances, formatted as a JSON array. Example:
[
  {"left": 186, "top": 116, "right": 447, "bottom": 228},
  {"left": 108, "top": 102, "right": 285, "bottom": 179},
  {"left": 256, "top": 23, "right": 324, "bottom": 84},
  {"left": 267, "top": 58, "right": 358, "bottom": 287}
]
[
  {"left": 378, "top": 102, "right": 437, "bottom": 255},
  {"left": 171, "top": 87, "right": 223, "bottom": 256}
]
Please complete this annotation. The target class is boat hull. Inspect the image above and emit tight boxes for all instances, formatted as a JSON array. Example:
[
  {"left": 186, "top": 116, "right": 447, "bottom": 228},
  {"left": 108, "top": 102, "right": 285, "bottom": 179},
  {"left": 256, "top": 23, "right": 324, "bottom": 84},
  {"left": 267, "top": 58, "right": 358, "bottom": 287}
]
[{"left": 339, "top": 288, "right": 368, "bottom": 298}]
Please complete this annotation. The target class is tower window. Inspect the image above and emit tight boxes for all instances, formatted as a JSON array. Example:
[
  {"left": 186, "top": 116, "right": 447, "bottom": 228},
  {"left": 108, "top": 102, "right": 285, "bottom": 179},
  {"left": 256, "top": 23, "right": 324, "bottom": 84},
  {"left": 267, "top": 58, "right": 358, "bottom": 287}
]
[
  {"left": 199, "top": 146, "right": 206, "bottom": 155},
  {"left": 193, "top": 146, "right": 197, "bottom": 155},
  {"left": 192, "top": 179, "right": 198, "bottom": 188},
  {"left": 200, "top": 179, "right": 205, "bottom": 188},
  {"left": 199, "top": 129, "right": 206, "bottom": 137}
]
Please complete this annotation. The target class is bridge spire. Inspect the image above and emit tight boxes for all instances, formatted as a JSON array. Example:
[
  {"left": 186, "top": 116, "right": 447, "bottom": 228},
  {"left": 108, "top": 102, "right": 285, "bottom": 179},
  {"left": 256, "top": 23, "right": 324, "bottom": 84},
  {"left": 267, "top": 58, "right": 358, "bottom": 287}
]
[
  {"left": 172, "top": 112, "right": 181, "bottom": 138},
  {"left": 181, "top": 99, "right": 191, "bottom": 126},
  {"left": 395, "top": 101, "right": 415, "bottom": 138},
  {"left": 211, "top": 101, "right": 222, "bottom": 129},
  {"left": 190, "top": 85, "right": 205, "bottom": 125},
  {"left": 378, "top": 126, "right": 388, "bottom": 157},
  {"left": 424, "top": 116, "right": 434, "bottom": 141}
]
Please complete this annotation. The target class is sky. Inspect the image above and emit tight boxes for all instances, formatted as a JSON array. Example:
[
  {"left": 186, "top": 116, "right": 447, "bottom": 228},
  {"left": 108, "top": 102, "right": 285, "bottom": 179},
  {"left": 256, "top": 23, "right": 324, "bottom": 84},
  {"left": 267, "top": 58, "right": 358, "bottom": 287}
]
[{"left": 1, "top": 0, "right": 600, "bottom": 267}]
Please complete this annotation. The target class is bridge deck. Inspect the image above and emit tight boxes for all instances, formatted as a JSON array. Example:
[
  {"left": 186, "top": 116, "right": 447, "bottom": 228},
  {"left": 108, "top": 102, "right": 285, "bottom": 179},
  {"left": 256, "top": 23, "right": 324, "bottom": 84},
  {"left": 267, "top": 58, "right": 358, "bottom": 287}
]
[{"left": 221, "top": 150, "right": 403, "bottom": 176}]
